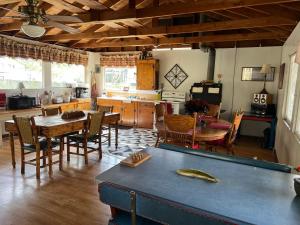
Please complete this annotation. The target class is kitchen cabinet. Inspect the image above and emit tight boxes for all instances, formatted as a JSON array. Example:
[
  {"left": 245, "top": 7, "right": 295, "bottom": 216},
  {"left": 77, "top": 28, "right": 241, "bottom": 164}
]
[
  {"left": 45, "top": 99, "right": 91, "bottom": 112},
  {"left": 98, "top": 99, "right": 124, "bottom": 122},
  {"left": 97, "top": 98, "right": 155, "bottom": 128},
  {"left": 121, "top": 101, "right": 136, "bottom": 126},
  {"left": 136, "top": 59, "right": 159, "bottom": 90},
  {"left": 77, "top": 101, "right": 91, "bottom": 110},
  {"left": 136, "top": 102, "right": 154, "bottom": 129},
  {"left": 57, "top": 103, "right": 76, "bottom": 112}
]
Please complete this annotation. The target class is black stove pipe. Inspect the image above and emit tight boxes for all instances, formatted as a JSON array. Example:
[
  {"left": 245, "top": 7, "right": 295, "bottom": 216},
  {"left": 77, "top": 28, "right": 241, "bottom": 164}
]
[
  {"left": 207, "top": 48, "right": 216, "bottom": 81},
  {"left": 197, "top": 14, "right": 216, "bottom": 81}
]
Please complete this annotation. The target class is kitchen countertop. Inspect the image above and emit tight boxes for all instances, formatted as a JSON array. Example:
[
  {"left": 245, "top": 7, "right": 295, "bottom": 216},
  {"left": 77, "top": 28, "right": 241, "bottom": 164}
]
[
  {"left": 97, "top": 96, "right": 167, "bottom": 104},
  {"left": 0, "top": 107, "right": 41, "bottom": 116},
  {"left": 0, "top": 98, "right": 92, "bottom": 115}
]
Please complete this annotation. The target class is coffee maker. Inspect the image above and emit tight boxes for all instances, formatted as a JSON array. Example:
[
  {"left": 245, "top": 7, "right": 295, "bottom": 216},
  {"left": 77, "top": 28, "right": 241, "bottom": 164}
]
[{"left": 75, "top": 87, "right": 89, "bottom": 98}]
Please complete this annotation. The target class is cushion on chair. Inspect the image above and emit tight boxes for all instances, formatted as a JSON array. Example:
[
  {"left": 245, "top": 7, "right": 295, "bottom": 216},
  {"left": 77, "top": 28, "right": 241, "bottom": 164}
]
[
  {"left": 207, "top": 122, "right": 231, "bottom": 130},
  {"left": 68, "top": 133, "right": 98, "bottom": 143},
  {"left": 23, "top": 138, "right": 59, "bottom": 151}
]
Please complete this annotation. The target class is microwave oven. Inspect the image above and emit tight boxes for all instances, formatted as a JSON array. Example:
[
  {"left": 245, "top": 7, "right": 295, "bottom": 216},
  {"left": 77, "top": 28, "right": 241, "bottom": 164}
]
[{"left": 8, "top": 95, "right": 36, "bottom": 110}]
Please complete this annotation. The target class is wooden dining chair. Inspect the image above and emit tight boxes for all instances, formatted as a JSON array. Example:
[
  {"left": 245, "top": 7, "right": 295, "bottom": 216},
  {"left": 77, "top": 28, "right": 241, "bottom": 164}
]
[
  {"left": 206, "top": 110, "right": 244, "bottom": 155},
  {"left": 42, "top": 106, "right": 62, "bottom": 116},
  {"left": 163, "top": 113, "right": 197, "bottom": 148},
  {"left": 13, "top": 115, "right": 61, "bottom": 179},
  {"left": 98, "top": 105, "right": 114, "bottom": 146},
  {"left": 66, "top": 112, "right": 105, "bottom": 165},
  {"left": 206, "top": 103, "right": 221, "bottom": 119},
  {"left": 155, "top": 103, "right": 166, "bottom": 147}
]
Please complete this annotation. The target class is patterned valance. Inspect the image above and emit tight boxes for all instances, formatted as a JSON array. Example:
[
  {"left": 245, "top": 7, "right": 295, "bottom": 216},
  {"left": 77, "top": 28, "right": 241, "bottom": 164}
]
[
  {"left": 0, "top": 36, "right": 88, "bottom": 65},
  {"left": 100, "top": 54, "right": 139, "bottom": 67}
]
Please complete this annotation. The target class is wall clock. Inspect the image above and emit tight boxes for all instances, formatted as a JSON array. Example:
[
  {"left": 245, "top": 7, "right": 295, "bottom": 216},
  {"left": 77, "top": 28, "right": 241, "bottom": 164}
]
[{"left": 164, "top": 64, "right": 188, "bottom": 89}]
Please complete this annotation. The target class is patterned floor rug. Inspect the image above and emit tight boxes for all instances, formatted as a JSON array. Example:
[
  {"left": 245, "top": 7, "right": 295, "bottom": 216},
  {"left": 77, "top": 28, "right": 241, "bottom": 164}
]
[{"left": 101, "top": 128, "right": 157, "bottom": 159}]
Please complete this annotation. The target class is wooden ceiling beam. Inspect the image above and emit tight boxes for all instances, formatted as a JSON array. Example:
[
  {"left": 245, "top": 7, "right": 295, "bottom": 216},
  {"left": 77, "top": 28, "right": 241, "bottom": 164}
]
[
  {"left": 73, "top": 31, "right": 289, "bottom": 48},
  {"left": 41, "top": 16, "right": 295, "bottom": 41},
  {"left": 92, "top": 0, "right": 300, "bottom": 22},
  {"left": 252, "top": 5, "right": 300, "bottom": 20},
  {"left": 73, "top": 0, "right": 108, "bottom": 10},
  {"left": 0, "top": 0, "right": 21, "bottom": 5},
  {"left": 41, "top": 0, "right": 85, "bottom": 13},
  {"left": 99, "top": 0, "right": 121, "bottom": 9}
]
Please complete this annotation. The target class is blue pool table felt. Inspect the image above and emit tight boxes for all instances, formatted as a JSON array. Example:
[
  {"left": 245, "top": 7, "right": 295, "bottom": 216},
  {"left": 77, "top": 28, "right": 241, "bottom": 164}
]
[{"left": 96, "top": 147, "right": 300, "bottom": 225}]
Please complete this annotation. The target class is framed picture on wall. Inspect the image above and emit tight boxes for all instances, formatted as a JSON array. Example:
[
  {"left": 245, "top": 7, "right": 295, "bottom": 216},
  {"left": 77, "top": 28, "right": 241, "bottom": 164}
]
[
  {"left": 241, "top": 67, "right": 275, "bottom": 81},
  {"left": 278, "top": 63, "right": 285, "bottom": 89}
]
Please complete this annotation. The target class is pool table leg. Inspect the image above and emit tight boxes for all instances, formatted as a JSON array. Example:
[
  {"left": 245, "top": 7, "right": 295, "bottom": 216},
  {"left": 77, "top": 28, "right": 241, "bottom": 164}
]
[{"left": 110, "top": 206, "right": 118, "bottom": 218}]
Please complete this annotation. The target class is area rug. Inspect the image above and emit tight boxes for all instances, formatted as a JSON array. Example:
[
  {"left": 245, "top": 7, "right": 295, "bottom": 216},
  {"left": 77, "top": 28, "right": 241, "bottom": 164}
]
[{"left": 101, "top": 128, "right": 157, "bottom": 159}]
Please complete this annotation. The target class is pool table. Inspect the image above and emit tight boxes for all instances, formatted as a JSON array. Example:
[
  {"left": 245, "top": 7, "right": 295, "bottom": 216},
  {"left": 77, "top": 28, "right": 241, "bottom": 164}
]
[{"left": 96, "top": 147, "right": 300, "bottom": 225}]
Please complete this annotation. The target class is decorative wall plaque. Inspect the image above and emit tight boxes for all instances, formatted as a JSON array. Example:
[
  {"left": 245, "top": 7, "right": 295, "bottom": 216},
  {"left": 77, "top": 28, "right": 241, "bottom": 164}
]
[{"left": 164, "top": 64, "right": 188, "bottom": 89}]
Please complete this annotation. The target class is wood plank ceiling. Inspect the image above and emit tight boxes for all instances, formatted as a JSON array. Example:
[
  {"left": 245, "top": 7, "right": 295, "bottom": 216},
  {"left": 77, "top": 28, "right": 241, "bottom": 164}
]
[{"left": 0, "top": 0, "right": 299, "bottom": 52}]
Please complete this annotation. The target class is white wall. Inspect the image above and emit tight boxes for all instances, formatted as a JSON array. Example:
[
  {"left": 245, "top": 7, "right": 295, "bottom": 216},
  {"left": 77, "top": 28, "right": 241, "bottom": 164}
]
[
  {"left": 151, "top": 47, "right": 282, "bottom": 136},
  {"left": 275, "top": 23, "right": 300, "bottom": 167},
  {"left": 215, "top": 47, "right": 282, "bottom": 136},
  {"left": 152, "top": 50, "right": 209, "bottom": 94}
]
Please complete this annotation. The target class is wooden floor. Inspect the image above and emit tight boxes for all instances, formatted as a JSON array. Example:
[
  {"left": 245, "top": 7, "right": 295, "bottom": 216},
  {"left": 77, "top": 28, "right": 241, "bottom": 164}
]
[{"left": 0, "top": 135, "right": 276, "bottom": 225}]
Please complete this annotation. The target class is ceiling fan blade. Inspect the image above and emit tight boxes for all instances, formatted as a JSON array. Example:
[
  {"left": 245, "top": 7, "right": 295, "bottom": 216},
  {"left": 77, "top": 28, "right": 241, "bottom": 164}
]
[
  {"left": 44, "top": 15, "right": 82, "bottom": 23},
  {"left": 0, "top": 16, "right": 24, "bottom": 19},
  {"left": 46, "top": 20, "right": 81, "bottom": 34},
  {"left": 0, "top": 6, "right": 27, "bottom": 16}
]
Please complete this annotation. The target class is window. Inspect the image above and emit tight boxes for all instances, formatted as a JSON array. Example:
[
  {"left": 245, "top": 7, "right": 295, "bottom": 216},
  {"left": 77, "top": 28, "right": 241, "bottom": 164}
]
[
  {"left": 285, "top": 54, "right": 299, "bottom": 124},
  {"left": 103, "top": 67, "right": 136, "bottom": 90},
  {"left": 51, "top": 62, "right": 85, "bottom": 87},
  {"left": 296, "top": 107, "right": 300, "bottom": 137},
  {"left": 0, "top": 56, "right": 42, "bottom": 89}
]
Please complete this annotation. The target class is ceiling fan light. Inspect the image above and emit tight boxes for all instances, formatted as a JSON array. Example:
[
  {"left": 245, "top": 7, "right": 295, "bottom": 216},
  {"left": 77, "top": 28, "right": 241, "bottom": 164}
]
[{"left": 21, "top": 22, "right": 45, "bottom": 38}]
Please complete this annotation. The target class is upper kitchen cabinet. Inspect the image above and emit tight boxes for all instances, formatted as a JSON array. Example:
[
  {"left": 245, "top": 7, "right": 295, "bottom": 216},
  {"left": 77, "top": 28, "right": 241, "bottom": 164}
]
[{"left": 136, "top": 59, "right": 159, "bottom": 90}]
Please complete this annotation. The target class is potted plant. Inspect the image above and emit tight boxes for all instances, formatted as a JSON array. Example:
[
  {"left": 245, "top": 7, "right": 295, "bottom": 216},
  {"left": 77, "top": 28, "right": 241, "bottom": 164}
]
[
  {"left": 185, "top": 99, "right": 208, "bottom": 114},
  {"left": 185, "top": 100, "right": 208, "bottom": 127}
]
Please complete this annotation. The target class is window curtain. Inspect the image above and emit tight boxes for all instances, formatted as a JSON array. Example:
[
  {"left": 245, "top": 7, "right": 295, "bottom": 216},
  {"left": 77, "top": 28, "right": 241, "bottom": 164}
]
[
  {"left": 0, "top": 36, "right": 88, "bottom": 65},
  {"left": 100, "top": 54, "right": 139, "bottom": 67}
]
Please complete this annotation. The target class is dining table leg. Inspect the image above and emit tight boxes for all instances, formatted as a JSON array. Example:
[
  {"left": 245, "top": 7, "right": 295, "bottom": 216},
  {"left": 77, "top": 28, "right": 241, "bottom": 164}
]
[
  {"left": 115, "top": 121, "right": 118, "bottom": 149},
  {"left": 9, "top": 132, "right": 16, "bottom": 169},
  {"left": 59, "top": 137, "right": 64, "bottom": 171},
  {"left": 47, "top": 137, "right": 53, "bottom": 176}
]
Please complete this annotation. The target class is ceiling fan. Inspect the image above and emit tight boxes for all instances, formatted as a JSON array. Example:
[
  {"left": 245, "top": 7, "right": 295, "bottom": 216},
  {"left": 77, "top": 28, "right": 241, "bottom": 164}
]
[{"left": 0, "top": 0, "right": 83, "bottom": 38}]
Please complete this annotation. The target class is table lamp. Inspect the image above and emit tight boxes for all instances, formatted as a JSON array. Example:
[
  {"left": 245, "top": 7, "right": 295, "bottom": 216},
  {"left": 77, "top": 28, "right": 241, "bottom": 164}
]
[
  {"left": 18, "top": 82, "right": 25, "bottom": 96},
  {"left": 260, "top": 64, "right": 271, "bottom": 94}
]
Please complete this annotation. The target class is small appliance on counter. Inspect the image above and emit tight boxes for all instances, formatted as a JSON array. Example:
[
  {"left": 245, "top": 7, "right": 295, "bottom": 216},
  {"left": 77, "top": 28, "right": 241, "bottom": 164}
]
[
  {"left": 161, "top": 91, "right": 186, "bottom": 114},
  {"left": 75, "top": 87, "right": 89, "bottom": 98},
  {"left": 8, "top": 95, "right": 36, "bottom": 110},
  {"left": 52, "top": 96, "right": 64, "bottom": 104},
  {"left": 0, "top": 92, "right": 6, "bottom": 108}
]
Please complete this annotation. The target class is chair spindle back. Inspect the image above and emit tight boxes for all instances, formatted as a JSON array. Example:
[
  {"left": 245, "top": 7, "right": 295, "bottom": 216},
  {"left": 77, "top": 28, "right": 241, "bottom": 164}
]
[
  {"left": 86, "top": 112, "right": 104, "bottom": 137},
  {"left": 13, "top": 115, "right": 37, "bottom": 145},
  {"left": 164, "top": 113, "right": 197, "bottom": 146},
  {"left": 42, "top": 107, "right": 62, "bottom": 116},
  {"left": 97, "top": 105, "right": 113, "bottom": 114},
  {"left": 227, "top": 110, "right": 244, "bottom": 145}
]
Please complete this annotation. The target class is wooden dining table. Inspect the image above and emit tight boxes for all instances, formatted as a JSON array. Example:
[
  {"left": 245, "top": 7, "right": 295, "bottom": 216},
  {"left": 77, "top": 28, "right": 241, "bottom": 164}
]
[
  {"left": 156, "top": 118, "right": 231, "bottom": 143},
  {"left": 5, "top": 111, "right": 120, "bottom": 175},
  {"left": 195, "top": 119, "right": 232, "bottom": 142}
]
